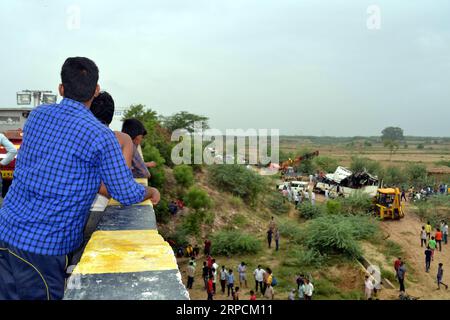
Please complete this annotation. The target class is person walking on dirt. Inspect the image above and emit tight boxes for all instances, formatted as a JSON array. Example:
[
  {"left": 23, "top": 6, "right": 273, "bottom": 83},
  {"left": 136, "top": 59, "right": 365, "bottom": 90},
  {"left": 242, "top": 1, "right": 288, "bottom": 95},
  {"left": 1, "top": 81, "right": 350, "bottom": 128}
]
[
  {"left": 426, "top": 222, "right": 432, "bottom": 240},
  {"left": 220, "top": 265, "right": 227, "bottom": 294},
  {"left": 268, "top": 216, "right": 276, "bottom": 232},
  {"left": 397, "top": 261, "right": 407, "bottom": 293},
  {"left": 311, "top": 192, "right": 316, "bottom": 206},
  {"left": 267, "top": 228, "right": 273, "bottom": 249},
  {"left": 435, "top": 229, "right": 443, "bottom": 252},
  {"left": 421, "top": 226, "right": 427, "bottom": 247},
  {"left": 437, "top": 263, "right": 449, "bottom": 290},
  {"left": 238, "top": 262, "right": 248, "bottom": 288},
  {"left": 207, "top": 275, "right": 214, "bottom": 300},
  {"left": 232, "top": 286, "right": 240, "bottom": 300},
  {"left": 204, "top": 239, "right": 212, "bottom": 256},
  {"left": 263, "top": 268, "right": 273, "bottom": 295},
  {"left": 394, "top": 257, "right": 402, "bottom": 277},
  {"left": 227, "top": 269, "right": 235, "bottom": 297},
  {"left": 275, "top": 229, "right": 280, "bottom": 251},
  {"left": 303, "top": 279, "right": 314, "bottom": 300},
  {"left": 193, "top": 244, "right": 200, "bottom": 257},
  {"left": 429, "top": 237, "right": 437, "bottom": 261},
  {"left": 202, "top": 261, "right": 209, "bottom": 290},
  {"left": 444, "top": 222, "right": 449, "bottom": 245},
  {"left": 186, "top": 261, "right": 196, "bottom": 289},
  {"left": 254, "top": 265, "right": 265, "bottom": 293},
  {"left": 364, "top": 275, "right": 374, "bottom": 300},
  {"left": 425, "top": 246, "right": 432, "bottom": 273},
  {"left": 401, "top": 189, "right": 407, "bottom": 202}
]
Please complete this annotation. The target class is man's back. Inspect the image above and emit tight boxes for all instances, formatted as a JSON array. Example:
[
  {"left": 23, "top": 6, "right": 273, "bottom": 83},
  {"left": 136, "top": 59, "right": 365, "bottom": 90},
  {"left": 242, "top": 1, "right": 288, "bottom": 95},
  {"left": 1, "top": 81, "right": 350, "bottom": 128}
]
[{"left": 0, "top": 99, "right": 145, "bottom": 256}]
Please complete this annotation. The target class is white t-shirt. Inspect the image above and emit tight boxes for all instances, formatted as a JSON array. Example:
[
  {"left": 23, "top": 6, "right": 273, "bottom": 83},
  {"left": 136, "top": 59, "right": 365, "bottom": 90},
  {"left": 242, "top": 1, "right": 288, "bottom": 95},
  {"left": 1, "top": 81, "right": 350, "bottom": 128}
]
[
  {"left": 303, "top": 283, "right": 314, "bottom": 296},
  {"left": 254, "top": 268, "right": 265, "bottom": 282}
]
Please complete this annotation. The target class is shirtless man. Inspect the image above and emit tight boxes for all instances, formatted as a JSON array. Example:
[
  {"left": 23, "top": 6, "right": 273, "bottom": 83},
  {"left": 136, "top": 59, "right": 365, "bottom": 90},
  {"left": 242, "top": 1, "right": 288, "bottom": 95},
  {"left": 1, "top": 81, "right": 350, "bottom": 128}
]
[{"left": 90, "top": 91, "right": 133, "bottom": 168}]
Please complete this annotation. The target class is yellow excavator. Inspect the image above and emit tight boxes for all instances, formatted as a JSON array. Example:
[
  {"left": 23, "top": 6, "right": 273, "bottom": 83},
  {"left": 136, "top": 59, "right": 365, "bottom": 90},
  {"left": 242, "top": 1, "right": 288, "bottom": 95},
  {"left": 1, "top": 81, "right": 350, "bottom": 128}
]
[{"left": 374, "top": 188, "right": 405, "bottom": 220}]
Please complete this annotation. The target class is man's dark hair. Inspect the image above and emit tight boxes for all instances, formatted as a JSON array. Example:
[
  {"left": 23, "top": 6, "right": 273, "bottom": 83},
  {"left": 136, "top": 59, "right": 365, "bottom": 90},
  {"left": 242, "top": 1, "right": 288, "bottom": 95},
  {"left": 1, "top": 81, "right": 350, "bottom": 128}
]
[
  {"left": 122, "top": 118, "right": 147, "bottom": 140},
  {"left": 61, "top": 57, "right": 99, "bottom": 102},
  {"left": 91, "top": 91, "right": 114, "bottom": 125}
]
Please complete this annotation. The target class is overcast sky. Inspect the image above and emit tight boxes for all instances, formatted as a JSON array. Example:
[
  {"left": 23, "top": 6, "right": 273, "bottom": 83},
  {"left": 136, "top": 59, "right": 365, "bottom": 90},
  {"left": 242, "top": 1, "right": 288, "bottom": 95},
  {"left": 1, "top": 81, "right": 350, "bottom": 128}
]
[{"left": 0, "top": 0, "right": 449, "bottom": 136}]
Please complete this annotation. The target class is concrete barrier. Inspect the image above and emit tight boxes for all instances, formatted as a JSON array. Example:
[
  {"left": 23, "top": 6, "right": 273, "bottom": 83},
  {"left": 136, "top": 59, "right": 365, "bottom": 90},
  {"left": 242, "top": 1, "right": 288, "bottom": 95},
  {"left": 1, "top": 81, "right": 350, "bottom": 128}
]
[{"left": 64, "top": 180, "right": 189, "bottom": 300}]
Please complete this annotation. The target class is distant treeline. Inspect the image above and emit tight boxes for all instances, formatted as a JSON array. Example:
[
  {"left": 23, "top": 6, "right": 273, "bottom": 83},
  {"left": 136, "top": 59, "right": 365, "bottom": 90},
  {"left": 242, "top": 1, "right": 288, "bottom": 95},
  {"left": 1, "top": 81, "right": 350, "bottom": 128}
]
[{"left": 280, "top": 136, "right": 450, "bottom": 145}]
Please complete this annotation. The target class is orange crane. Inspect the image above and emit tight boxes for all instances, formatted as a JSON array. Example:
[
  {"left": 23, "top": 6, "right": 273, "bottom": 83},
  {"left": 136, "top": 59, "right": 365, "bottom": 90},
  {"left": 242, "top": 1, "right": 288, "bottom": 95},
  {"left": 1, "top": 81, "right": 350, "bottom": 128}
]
[{"left": 280, "top": 150, "right": 319, "bottom": 173}]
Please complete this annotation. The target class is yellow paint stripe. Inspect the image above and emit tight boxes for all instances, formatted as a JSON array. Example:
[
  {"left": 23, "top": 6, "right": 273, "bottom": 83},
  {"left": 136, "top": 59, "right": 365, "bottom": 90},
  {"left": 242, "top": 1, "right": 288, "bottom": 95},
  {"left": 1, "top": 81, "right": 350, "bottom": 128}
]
[
  {"left": 73, "top": 230, "right": 178, "bottom": 275},
  {"left": 108, "top": 198, "right": 152, "bottom": 206},
  {"left": 134, "top": 178, "right": 149, "bottom": 186}
]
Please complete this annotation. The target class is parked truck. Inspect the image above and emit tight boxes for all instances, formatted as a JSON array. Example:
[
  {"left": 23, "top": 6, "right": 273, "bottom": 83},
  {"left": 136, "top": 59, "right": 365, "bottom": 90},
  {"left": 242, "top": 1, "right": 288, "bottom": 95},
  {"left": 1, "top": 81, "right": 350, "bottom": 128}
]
[{"left": 0, "top": 108, "right": 32, "bottom": 196}]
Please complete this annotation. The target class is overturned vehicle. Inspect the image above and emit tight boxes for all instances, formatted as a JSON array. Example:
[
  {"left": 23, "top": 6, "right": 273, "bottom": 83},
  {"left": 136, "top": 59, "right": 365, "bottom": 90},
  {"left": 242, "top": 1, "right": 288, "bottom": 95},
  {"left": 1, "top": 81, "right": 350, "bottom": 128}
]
[{"left": 314, "top": 166, "right": 379, "bottom": 198}]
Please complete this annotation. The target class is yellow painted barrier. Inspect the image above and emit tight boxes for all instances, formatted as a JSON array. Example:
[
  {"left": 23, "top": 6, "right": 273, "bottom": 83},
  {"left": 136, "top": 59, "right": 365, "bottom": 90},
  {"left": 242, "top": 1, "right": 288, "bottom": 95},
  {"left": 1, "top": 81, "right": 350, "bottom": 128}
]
[{"left": 73, "top": 230, "right": 178, "bottom": 275}]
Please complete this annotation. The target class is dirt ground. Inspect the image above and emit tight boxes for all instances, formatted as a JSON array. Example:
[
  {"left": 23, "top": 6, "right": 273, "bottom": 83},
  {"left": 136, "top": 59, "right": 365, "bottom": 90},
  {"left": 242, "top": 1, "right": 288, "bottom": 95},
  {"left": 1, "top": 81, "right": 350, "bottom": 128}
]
[{"left": 379, "top": 204, "right": 450, "bottom": 300}]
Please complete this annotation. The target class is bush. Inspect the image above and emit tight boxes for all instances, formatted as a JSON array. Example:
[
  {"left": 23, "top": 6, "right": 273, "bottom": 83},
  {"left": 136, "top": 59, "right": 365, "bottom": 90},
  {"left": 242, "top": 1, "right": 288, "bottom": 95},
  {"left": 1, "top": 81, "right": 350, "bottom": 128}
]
[
  {"left": 231, "top": 214, "right": 248, "bottom": 227},
  {"left": 305, "top": 215, "right": 378, "bottom": 258},
  {"left": 143, "top": 145, "right": 166, "bottom": 188},
  {"left": 350, "top": 156, "right": 383, "bottom": 177},
  {"left": 211, "top": 230, "right": 261, "bottom": 256},
  {"left": 313, "top": 156, "right": 338, "bottom": 173},
  {"left": 283, "top": 247, "right": 327, "bottom": 269},
  {"left": 278, "top": 222, "right": 304, "bottom": 244},
  {"left": 266, "top": 191, "right": 291, "bottom": 215},
  {"left": 326, "top": 200, "right": 341, "bottom": 215},
  {"left": 208, "top": 164, "right": 265, "bottom": 204},
  {"left": 436, "top": 160, "right": 450, "bottom": 168},
  {"left": 338, "top": 191, "right": 373, "bottom": 214},
  {"left": 183, "top": 187, "right": 212, "bottom": 211},
  {"left": 181, "top": 211, "right": 204, "bottom": 236},
  {"left": 417, "top": 143, "right": 425, "bottom": 149},
  {"left": 168, "top": 227, "right": 190, "bottom": 247},
  {"left": 404, "top": 163, "right": 428, "bottom": 186},
  {"left": 173, "top": 165, "right": 194, "bottom": 188},
  {"left": 298, "top": 202, "right": 324, "bottom": 220},
  {"left": 383, "top": 166, "right": 406, "bottom": 186},
  {"left": 154, "top": 197, "right": 171, "bottom": 223}
]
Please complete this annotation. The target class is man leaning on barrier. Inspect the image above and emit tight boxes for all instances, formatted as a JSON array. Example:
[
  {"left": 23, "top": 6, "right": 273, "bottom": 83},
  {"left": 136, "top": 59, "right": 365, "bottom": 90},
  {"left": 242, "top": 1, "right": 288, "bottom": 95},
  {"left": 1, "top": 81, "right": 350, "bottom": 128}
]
[{"left": 0, "top": 57, "right": 160, "bottom": 300}]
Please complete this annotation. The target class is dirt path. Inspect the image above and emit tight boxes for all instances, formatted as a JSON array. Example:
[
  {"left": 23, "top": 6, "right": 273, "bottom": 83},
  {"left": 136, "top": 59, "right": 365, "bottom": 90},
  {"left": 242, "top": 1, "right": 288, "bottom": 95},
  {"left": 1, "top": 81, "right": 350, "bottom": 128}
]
[{"left": 380, "top": 206, "right": 450, "bottom": 300}]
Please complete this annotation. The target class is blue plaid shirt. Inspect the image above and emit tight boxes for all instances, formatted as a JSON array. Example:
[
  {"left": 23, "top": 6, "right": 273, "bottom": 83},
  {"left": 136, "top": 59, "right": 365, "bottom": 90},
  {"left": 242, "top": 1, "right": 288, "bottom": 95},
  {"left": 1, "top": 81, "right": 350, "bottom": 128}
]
[{"left": 0, "top": 98, "right": 146, "bottom": 255}]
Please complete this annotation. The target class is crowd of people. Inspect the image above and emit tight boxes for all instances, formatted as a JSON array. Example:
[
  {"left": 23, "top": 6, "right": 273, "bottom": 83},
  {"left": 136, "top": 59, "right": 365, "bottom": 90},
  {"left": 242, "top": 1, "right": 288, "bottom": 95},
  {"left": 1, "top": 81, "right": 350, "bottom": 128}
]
[
  {"left": 280, "top": 184, "right": 317, "bottom": 207},
  {"left": 181, "top": 235, "right": 317, "bottom": 300}
]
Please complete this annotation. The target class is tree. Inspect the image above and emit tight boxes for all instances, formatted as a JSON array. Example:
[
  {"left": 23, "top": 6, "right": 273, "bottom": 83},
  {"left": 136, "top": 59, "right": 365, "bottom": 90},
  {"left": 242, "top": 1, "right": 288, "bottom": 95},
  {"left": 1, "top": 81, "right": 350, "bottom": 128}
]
[
  {"left": 381, "top": 127, "right": 403, "bottom": 161},
  {"left": 381, "top": 127, "right": 404, "bottom": 142},
  {"left": 160, "top": 111, "right": 209, "bottom": 133},
  {"left": 122, "top": 104, "right": 174, "bottom": 166}
]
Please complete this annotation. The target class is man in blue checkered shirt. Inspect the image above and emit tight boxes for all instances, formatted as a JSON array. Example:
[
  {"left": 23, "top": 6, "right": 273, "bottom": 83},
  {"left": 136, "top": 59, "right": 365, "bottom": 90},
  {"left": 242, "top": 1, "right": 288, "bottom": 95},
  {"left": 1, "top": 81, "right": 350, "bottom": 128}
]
[{"left": 0, "top": 57, "right": 160, "bottom": 300}]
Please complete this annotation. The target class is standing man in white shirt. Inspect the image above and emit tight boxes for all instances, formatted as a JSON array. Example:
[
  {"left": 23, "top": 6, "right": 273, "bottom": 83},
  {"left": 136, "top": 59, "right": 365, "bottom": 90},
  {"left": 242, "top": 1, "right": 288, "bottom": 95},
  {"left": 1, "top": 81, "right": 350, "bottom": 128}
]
[
  {"left": 253, "top": 265, "right": 265, "bottom": 294},
  {"left": 303, "top": 278, "right": 314, "bottom": 300},
  {"left": 0, "top": 133, "right": 18, "bottom": 198}
]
